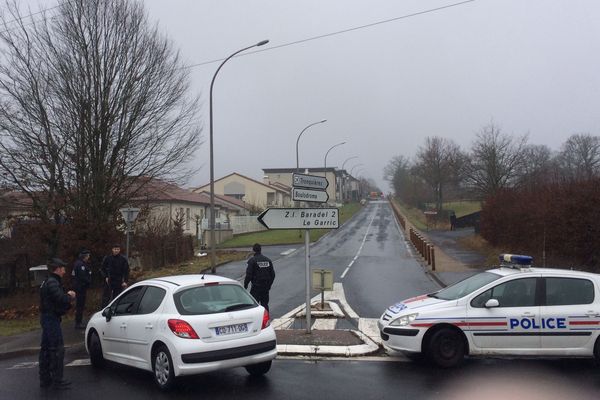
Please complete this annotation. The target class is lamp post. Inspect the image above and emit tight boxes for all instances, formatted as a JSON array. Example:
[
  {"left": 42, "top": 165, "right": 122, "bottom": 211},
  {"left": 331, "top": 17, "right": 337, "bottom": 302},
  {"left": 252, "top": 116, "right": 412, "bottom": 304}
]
[
  {"left": 341, "top": 156, "right": 358, "bottom": 202},
  {"left": 324, "top": 142, "right": 345, "bottom": 202},
  {"left": 348, "top": 163, "right": 364, "bottom": 202},
  {"left": 296, "top": 120, "right": 327, "bottom": 173},
  {"left": 209, "top": 39, "right": 269, "bottom": 273}
]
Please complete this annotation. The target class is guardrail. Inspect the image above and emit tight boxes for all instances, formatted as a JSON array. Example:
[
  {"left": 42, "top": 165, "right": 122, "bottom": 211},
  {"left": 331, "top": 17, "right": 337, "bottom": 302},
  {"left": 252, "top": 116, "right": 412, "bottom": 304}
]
[{"left": 389, "top": 200, "right": 435, "bottom": 271}]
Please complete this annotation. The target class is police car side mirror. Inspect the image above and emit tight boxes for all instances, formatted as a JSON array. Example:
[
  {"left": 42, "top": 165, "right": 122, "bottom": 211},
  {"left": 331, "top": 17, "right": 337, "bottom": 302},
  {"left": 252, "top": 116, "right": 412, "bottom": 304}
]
[
  {"left": 102, "top": 308, "right": 112, "bottom": 321},
  {"left": 485, "top": 299, "right": 499, "bottom": 308}
]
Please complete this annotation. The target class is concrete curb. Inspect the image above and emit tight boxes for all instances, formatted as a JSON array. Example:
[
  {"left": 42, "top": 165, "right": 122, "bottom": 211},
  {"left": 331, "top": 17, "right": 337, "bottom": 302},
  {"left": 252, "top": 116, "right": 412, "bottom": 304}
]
[
  {"left": 0, "top": 342, "right": 86, "bottom": 361},
  {"left": 276, "top": 329, "right": 379, "bottom": 357}
]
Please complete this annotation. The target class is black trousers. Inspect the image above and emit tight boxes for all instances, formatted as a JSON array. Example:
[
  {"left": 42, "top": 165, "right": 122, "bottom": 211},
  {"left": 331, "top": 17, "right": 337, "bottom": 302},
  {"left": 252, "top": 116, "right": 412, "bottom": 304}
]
[
  {"left": 250, "top": 287, "right": 270, "bottom": 312},
  {"left": 39, "top": 313, "right": 65, "bottom": 385},
  {"left": 75, "top": 287, "right": 87, "bottom": 324}
]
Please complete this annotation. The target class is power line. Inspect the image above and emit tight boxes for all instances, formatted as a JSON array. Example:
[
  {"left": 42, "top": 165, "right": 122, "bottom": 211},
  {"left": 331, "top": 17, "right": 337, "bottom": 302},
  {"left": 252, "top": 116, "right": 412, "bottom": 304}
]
[
  {"left": 0, "top": 2, "right": 63, "bottom": 35},
  {"left": 183, "top": 0, "right": 476, "bottom": 70}
]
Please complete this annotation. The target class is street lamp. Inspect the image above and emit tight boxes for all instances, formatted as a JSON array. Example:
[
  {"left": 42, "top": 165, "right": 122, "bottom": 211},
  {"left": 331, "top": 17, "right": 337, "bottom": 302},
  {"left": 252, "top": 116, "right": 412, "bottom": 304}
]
[
  {"left": 349, "top": 163, "right": 364, "bottom": 176},
  {"left": 209, "top": 39, "right": 269, "bottom": 273},
  {"left": 324, "top": 142, "right": 345, "bottom": 202},
  {"left": 341, "top": 156, "right": 358, "bottom": 202},
  {"left": 296, "top": 120, "right": 327, "bottom": 173}
]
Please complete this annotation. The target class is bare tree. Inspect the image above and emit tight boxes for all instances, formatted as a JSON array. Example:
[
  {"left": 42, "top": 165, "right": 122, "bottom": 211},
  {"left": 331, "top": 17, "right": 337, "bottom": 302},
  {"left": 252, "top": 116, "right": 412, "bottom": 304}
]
[
  {"left": 463, "top": 123, "right": 527, "bottom": 199},
  {"left": 414, "top": 137, "right": 464, "bottom": 211},
  {"left": 518, "top": 144, "right": 556, "bottom": 189},
  {"left": 0, "top": 0, "right": 201, "bottom": 244},
  {"left": 557, "top": 133, "right": 600, "bottom": 181}
]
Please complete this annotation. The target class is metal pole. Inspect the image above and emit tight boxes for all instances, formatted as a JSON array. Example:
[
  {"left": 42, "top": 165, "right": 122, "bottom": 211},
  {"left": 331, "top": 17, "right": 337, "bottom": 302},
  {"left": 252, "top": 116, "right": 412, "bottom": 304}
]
[
  {"left": 296, "top": 120, "right": 327, "bottom": 173},
  {"left": 209, "top": 40, "right": 269, "bottom": 274},
  {"left": 126, "top": 222, "right": 130, "bottom": 259},
  {"left": 295, "top": 120, "right": 325, "bottom": 334},
  {"left": 305, "top": 229, "right": 311, "bottom": 333}
]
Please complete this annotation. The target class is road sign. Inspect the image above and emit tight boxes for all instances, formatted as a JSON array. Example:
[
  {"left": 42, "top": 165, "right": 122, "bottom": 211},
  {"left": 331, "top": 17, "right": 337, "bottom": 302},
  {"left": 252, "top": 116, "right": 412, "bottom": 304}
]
[
  {"left": 292, "top": 173, "right": 328, "bottom": 190},
  {"left": 119, "top": 207, "right": 140, "bottom": 223},
  {"left": 257, "top": 208, "right": 339, "bottom": 229},
  {"left": 292, "top": 187, "right": 329, "bottom": 203}
]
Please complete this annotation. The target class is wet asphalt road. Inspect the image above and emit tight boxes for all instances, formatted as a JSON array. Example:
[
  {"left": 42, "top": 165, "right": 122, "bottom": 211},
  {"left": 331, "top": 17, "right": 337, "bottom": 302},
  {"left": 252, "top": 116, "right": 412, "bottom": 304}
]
[
  {"left": 216, "top": 200, "right": 440, "bottom": 319},
  {"left": 3, "top": 347, "right": 600, "bottom": 399}
]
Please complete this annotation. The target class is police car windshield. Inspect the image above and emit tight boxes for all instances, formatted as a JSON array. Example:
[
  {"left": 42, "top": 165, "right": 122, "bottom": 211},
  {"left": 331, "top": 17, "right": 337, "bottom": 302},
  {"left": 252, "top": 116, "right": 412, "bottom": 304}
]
[{"left": 433, "top": 272, "right": 501, "bottom": 300}]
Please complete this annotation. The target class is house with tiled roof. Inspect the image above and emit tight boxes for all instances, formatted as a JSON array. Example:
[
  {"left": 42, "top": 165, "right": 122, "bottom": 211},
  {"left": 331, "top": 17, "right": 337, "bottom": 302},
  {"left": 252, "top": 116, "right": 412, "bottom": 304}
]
[
  {"left": 192, "top": 172, "right": 291, "bottom": 210},
  {"left": 131, "top": 179, "right": 248, "bottom": 239}
]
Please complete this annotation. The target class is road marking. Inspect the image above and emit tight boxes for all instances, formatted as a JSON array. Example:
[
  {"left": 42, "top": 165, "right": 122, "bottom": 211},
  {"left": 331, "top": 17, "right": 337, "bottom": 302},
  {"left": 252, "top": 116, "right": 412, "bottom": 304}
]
[
  {"left": 7, "top": 361, "right": 38, "bottom": 370},
  {"left": 280, "top": 248, "right": 296, "bottom": 256},
  {"left": 66, "top": 359, "right": 91, "bottom": 367},
  {"left": 341, "top": 209, "right": 377, "bottom": 279},
  {"left": 359, "top": 318, "right": 382, "bottom": 345}
]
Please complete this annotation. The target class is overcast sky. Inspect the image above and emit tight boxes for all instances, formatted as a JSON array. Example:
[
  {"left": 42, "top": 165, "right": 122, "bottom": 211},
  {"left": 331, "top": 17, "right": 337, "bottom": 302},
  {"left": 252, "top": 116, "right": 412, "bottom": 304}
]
[{"left": 20, "top": 0, "right": 600, "bottom": 191}]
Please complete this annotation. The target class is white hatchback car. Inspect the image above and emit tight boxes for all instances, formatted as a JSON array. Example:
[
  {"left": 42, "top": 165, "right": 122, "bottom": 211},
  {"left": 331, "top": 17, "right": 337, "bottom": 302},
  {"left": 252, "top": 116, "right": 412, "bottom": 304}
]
[
  {"left": 379, "top": 254, "right": 600, "bottom": 367},
  {"left": 85, "top": 274, "right": 276, "bottom": 389}
]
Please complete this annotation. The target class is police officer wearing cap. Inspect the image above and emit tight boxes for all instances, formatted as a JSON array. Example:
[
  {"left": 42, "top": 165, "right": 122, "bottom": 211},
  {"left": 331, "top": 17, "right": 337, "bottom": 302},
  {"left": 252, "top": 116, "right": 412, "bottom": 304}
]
[
  {"left": 244, "top": 243, "right": 275, "bottom": 311},
  {"left": 39, "top": 258, "right": 76, "bottom": 390},
  {"left": 101, "top": 243, "right": 129, "bottom": 307},
  {"left": 72, "top": 249, "right": 92, "bottom": 329}
]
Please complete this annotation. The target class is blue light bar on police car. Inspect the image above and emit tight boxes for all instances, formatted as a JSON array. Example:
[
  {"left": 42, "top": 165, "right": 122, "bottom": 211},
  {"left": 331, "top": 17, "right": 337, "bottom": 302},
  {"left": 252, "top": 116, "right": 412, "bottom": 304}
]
[{"left": 499, "top": 254, "right": 533, "bottom": 266}]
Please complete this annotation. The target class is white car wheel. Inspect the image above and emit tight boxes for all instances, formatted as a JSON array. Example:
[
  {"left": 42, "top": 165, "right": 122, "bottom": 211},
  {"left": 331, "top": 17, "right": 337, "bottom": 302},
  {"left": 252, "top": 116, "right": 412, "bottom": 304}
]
[{"left": 152, "top": 345, "right": 175, "bottom": 390}]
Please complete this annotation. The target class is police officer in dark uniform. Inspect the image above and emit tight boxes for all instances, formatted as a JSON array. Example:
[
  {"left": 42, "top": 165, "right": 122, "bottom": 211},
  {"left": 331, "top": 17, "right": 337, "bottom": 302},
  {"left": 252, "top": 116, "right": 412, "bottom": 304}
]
[
  {"left": 39, "top": 258, "right": 76, "bottom": 390},
  {"left": 244, "top": 243, "right": 275, "bottom": 311},
  {"left": 101, "top": 244, "right": 129, "bottom": 307},
  {"left": 72, "top": 249, "right": 92, "bottom": 329}
]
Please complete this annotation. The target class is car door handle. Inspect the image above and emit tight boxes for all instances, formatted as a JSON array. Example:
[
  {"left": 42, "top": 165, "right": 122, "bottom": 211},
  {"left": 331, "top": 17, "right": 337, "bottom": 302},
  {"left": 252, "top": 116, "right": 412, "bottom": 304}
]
[
  {"left": 521, "top": 313, "right": 535, "bottom": 317},
  {"left": 145, "top": 324, "right": 154, "bottom": 330},
  {"left": 120, "top": 323, "right": 127, "bottom": 329},
  {"left": 585, "top": 311, "right": 599, "bottom": 317}
]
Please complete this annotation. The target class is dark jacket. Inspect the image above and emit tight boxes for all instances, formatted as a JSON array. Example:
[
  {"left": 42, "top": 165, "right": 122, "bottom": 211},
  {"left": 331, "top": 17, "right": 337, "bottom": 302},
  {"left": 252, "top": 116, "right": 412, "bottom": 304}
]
[
  {"left": 71, "top": 259, "right": 92, "bottom": 289},
  {"left": 102, "top": 254, "right": 129, "bottom": 287},
  {"left": 244, "top": 253, "right": 275, "bottom": 290},
  {"left": 40, "top": 273, "right": 72, "bottom": 317}
]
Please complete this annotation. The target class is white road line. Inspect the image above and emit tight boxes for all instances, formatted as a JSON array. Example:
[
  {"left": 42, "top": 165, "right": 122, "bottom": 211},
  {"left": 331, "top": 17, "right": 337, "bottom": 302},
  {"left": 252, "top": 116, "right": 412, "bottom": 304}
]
[
  {"left": 280, "top": 248, "right": 296, "bottom": 256},
  {"left": 7, "top": 361, "right": 38, "bottom": 370},
  {"left": 341, "top": 209, "right": 377, "bottom": 279},
  {"left": 66, "top": 359, "right": 91, "bottom": 367}
]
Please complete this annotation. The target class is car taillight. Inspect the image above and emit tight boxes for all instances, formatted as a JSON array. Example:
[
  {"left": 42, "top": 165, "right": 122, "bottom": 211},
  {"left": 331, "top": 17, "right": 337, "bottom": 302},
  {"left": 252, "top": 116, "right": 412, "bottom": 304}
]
[
  {"left": 168, "top": 319, "right": 199, "bottom": 339},
  {"left": 261, "top": 309, "right": 270, "bottom": 330}
]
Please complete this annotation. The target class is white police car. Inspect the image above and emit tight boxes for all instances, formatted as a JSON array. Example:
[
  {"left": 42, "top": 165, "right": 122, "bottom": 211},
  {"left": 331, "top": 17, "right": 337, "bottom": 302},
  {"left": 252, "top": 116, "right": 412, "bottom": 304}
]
[
  {"left": 85, "top": 274, "right": 276, "bottom": 390},
  {"left": 378, "top": 254, "right": 600, "bottom": 367}
]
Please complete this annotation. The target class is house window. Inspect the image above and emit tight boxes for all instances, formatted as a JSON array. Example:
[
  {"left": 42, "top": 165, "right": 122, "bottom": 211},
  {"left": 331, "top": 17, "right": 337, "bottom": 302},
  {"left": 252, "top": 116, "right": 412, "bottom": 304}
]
[
  {"left": 267, "top": 192, "right": 275, "bottom": 205},
  {"left": 186, "top": 208, "right": 190, "bottom": 230}
]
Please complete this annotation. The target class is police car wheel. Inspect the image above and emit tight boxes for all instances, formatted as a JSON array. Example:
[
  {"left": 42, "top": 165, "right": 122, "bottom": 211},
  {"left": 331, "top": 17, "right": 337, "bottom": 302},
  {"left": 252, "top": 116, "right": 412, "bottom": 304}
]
[
  {"left": 89, "top": 331, "right": 105, "bottom": 368},
  {"left": 427, "top": 327, "right": 465, "bottom": 368},
  {"left": 594, "top": 337, "right": 600, "bottom": 364}
]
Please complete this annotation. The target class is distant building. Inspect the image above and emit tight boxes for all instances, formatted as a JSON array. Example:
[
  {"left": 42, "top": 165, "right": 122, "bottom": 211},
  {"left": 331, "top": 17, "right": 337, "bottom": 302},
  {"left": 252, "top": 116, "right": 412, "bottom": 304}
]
[{"left": 192, "top": 172, "right": 291, "bottom": 210}]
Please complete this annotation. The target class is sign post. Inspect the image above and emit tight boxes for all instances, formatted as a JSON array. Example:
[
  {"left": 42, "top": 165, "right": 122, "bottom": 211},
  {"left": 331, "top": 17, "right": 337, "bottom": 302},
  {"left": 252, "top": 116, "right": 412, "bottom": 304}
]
[
  {"left": 257, "top": 173, "right": 337, "bottom": 333},
  {"left": 119, "top": 207, "right": 140, "bottom": 258}
]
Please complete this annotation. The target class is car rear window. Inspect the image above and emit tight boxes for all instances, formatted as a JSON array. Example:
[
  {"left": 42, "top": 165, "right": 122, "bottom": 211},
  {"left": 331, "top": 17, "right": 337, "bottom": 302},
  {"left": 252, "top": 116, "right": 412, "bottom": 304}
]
[{"left": 174, "top": 283, "right": 257, "bottom": 315}]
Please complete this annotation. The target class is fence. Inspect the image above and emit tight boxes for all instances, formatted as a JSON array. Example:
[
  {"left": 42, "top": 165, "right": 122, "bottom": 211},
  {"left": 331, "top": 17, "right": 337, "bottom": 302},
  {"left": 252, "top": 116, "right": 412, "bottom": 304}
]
[{"left": 201, "top": 216, "right": 266, "bottom": 235}]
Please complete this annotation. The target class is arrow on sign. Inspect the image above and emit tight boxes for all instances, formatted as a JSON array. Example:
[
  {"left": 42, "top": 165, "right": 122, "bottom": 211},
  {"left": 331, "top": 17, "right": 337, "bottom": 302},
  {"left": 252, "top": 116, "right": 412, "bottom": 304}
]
[
  {"left": 257, "top": 208, "right": 339, "bottom": 230},
  {"left": 292, "top": 187, "right": 329, "bottom": 203}
]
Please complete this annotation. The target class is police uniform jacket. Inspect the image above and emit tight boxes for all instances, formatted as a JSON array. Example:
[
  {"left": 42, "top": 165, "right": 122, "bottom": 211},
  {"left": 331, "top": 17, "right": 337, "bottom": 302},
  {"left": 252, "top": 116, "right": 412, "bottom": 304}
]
[
  {"left": 244, "top": 253, "right": 275, "bottom": 290},
  {"left": 102, "top": 254, "right": 129, "bottom": 287},
  {"left": 72, "top": 259, "right": 92, "bottom": 289},
  {"left": 40, "top": 273, "right": 72, "bottom": 317}
]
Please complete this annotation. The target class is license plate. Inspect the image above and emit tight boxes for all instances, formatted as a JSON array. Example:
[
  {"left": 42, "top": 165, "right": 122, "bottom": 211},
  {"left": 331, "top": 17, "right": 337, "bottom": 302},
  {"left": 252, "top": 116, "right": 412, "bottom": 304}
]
[{"left": 215, "top": 323, "right": 248, "bottom": 336}]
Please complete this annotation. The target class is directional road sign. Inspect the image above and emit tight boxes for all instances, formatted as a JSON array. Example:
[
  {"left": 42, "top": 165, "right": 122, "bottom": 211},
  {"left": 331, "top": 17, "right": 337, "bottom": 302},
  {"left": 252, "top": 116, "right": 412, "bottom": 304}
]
[
  {"left": 292, "top": 173, "right": 328, "bottom": 190},
  {"left": 292, "top": 187, "right": 329, "bottom": 203},
  {"left": 257, "top": 208, "right": 339, "bottom": 229}
]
